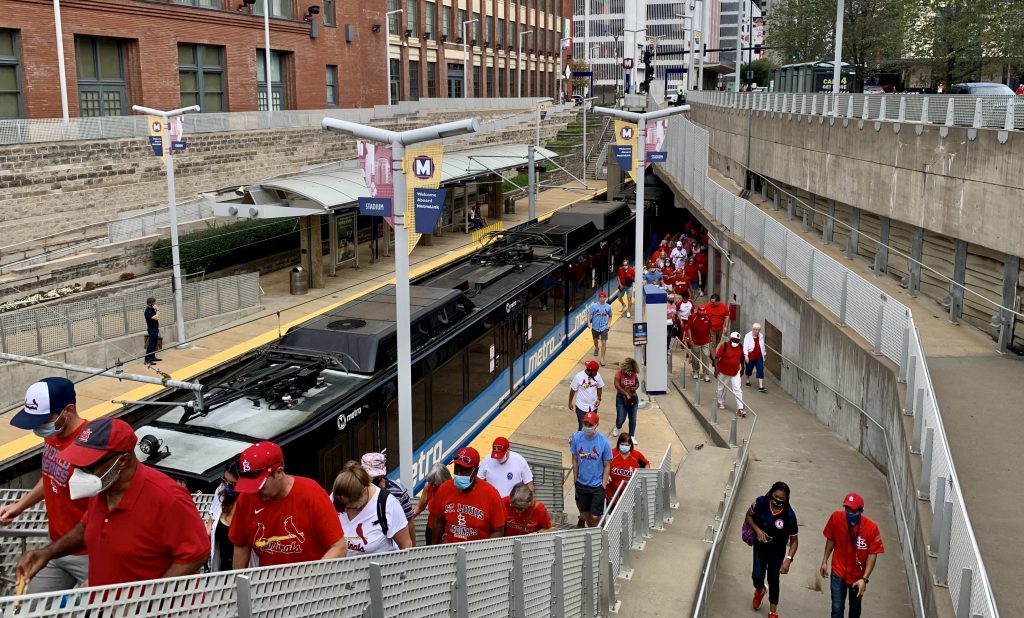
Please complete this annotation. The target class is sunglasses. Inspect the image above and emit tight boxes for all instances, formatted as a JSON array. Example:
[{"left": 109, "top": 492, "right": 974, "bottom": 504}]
[
  {"left": 454, "top": 454, "right": 475, "bottom": 467},
  {"left": 80, "top": 453, "right": 121, "bottom": 476}
]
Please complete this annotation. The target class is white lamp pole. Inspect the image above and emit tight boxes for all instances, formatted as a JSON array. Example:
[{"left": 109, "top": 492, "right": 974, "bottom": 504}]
[
  {"left": 262, "top": 0, "right": 273, "bottom": 121},
  {"left": 519, "top": 30, "right": 533, "bottom": 98},
  {"left": 832, "top": 0, "right": 845, "bottom": 114},
  {"left": 322, "top": 117, "right": 480, "bottom": 492},
  {"left": 52, "top": 0, "right": 69, "bottom": 122},
  {"left": 385, "top": 9, "right": 404, "bottom": 105},
  {"left": 131, "top": 105, "right": 201, "bottom": 349},
  {"left": 462, "top": 18, "right": 479, "bottom": 98}
]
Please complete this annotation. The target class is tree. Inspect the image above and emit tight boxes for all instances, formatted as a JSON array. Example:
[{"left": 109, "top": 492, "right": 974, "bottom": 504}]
[
  {"left": 741, "top": 58, "right": 776, "bottom": 87},
  {"left": 907, "top": 0, "right": 1006, "bottom": 87},
  {"left": 570, "top": 59, "right": 592, "bottom": 94}
]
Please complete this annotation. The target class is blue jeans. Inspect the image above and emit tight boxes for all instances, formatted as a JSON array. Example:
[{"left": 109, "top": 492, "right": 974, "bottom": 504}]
[
  {"left": 830, "top": 572, "right": 863, "bottom": 618},
  {"left": 752, "top": 543, "right": 785, "bottom": 605},
  {"left": 745, "top": 357, "right": 765, "bottom": 379},
  {"left": 145, "top": 328, "right": 159, "bottom": 363},
  {"left": 615, "top": 394, "right": 638, "bottom": 437}
]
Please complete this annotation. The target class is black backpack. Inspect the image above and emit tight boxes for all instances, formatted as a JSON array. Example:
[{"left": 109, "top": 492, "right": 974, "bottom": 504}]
[{"left": 373, "top": 485, "right": 391, "bottom": 536}]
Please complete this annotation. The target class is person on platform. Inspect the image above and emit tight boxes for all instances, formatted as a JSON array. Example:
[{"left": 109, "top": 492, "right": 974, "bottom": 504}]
[
  {"left": 410, "top": 463, "right": 452, "bottom": 546},
  {"left": 570, "top": 412, "right": 612, "bottom": 528},
  {"left": 143, "top": 297, "right": 163, "bottom": 365},
  {"left": 568, "top": 360, "right": 604, "bottom": 431},
  {"left": 746, "top": 481, "right": 799, "bottom": 618},
  {"left": 429, "top": 447, "right": 506, "bottom": 543},
  {"left": 229, "top": 441, "right": 346, "bottom": 568},
  {"left": 702, "top": 293, "right": 730, "bottom": 347},
  {"left": 606, "top": 432, "right": 649, "bottom": 503},
  {"left": 1, "top": 378, "right": 89, "bottom": 592},
  {"left": 588, "top": 291, "right": 613, "bottom": 366},
  {"left": 744, "top": 323, "right": 768, "bottom": 393},
  {"left": 616, "top": 259, "right": 635, "bottom": 318},
  {"left": 613, "top": 357, "right": 641, "bottom": 441},
  {"left": 478, "top": 437, "right": 534, "bottom": 498},
  {"left": 687, "top": 305, "right": 714, "bottom": 383},
  {"left": 17, "top": 418, "right": 210, "bottom": 587},
  {"left": 332, "top": 461, "right": 412, "bottom": 556},
  {"left": 715, "top": 331, "right": 746, "bottom": 417},
  {"left": 821, "top": 493, "right": 885, "bottom": 618},
  {"left": 361, "top": 451, "right": 417, "bottom": 546},
  {"left": 670, "top": 241, "right": 687, "bottom": 270},
  {"left": 502, "top": 482, "right": 552, "bottom": 536}
]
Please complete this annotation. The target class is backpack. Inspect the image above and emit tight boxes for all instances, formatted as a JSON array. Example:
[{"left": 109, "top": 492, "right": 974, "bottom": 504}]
[{"left": 373, "top": 485, "right": 391, "bottom": 536}]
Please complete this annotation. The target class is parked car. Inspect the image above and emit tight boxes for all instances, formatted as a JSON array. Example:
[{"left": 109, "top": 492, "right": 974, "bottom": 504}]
[
  {"left": 949, "top": 82, "right": 1015, "bottom": 96},
  {"left": 665, "top": 87, "right": 679, "bottom": 104}
]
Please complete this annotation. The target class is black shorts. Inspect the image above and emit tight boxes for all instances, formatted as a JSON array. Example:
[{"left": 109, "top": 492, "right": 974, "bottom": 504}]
[{"left": 575, "top": 482, "right": 606, "bottom": 517}]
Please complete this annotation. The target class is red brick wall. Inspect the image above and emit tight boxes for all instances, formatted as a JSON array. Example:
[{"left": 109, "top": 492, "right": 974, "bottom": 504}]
[{"left": 2, "top": 0, "right": 388, "bottom": 118}]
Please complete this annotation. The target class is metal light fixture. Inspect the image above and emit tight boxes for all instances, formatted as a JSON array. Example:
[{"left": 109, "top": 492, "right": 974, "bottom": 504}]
[
  {"left": 441, "top": 34, "right": 448, "bottom": 42},
  {"left": 404, "top": 28, "right": 412, "bottom": 38},
  {"left": 372, "top": 23, "right": 382, "bottom": 33},
  {"left": 304, "top": 5, "right": 320, "bottom": 19}
]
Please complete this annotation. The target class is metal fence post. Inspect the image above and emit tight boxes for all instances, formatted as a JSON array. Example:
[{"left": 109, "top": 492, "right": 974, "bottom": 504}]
[
  {"left": 235, "top": 573, "right": 253, "bottom": 618},
  {"left": 956, "top": 568, "right": 973, "bottom": 618},
  {"left": 928, "top": 476, "right": 946, "bottom": 557},
  {"left": 454, "top": 546, "right": 469, "bottom": 617},
  {"left": 873, "top": 301, "right": 885, "bottom": 355},
  {"left": 601, "top": 531, "right": 620, "bottom": 613},
  {"left": 583, "top": 533, "right": 596, "bottom": 617},
  {"left": 838, "top": 271, "right": 849, "bottom": 327},
  {"left": 94, "top": 301, "right": 103, "bottom": 340},
  {"left": 710, "top": 389, "right": 718, "bottom": 424},
  {"left": 759, "top": 214, "right": 767, "bottom": 255},
  {"left": 779, "top": 233, "right": 788, "bottom": 279},
  {"left": 911, "top": 388, "right": 925, "bottom": 453},
  {"left": 900, "top": 332, "right": 913, "bottom": 387},
  {"left": 936, "top": 499, "right": 953, "bottom": 586},
  {"left": 806, "top": 250, "right": 816, "bottom": 300},
  {"left": 33, "top": 312, "right": 43, "bottom": 354},
  {"left": 511, "top": 540, "right": 526, "bottom": 618},
  {"left": 621, "top": 508, "right": 636, "bottom": 574},
  {"left": 728, "top": 417, "right": 738, "bottom": 447},
  {"left": 903, "top": 356, "right": 917, "bottom": 414},
  {"left": 367, "top": 562, "right": 386, "bottom": 618},
  {"left": 551, "top": 536, "right": 566, "bottom": 616},
  {"left": 918, "top": 428, "right": 934, "bottom": 499},
  {"left": 216, "top": 277, "right": 224, "bottom": 314},
  {"left": 670, "top": 470, "right": 678, "bottom": 508},
  {"left": 121, "top": 296, "right": 130, "bottom": 336}
]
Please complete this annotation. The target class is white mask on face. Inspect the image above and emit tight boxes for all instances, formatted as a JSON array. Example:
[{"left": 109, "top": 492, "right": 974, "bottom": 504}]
[
  {"left": 730, "top": 341, "right": 740, "bottom": 347},
  {"left": 68, "top": 455, "right": 123, "bottom": 500},
  {"left": 618, "top": 444, "right": 631, "bottom": 454}
]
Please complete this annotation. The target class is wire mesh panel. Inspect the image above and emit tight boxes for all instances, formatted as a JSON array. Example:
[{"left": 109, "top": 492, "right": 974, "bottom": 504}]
[
  {"left": 519, "top": 535, "right": 556, "bottom": 618},
  {"left": 558, "top": 531, "right": 587, "bottom": 618},
  {"left": 783, "top": 236, "right": 814, "bottom": 295},
  {"left": 396, "top": 543, "right": 459, "bottom": 617},
  {"left": 247, "top": 556, "right": 374, "bottom": 618},
  {"left": 465, "top": 537, "right": 516, "bottom": 617},
  {"left": 841, "top": 274, "right": 882, "bottom": 346},
  {"left": 810, "top": 250, "right": 849, "bottom": 318},
  {"left": 762, "top": 218, "right": 787, "bottom": 270},
  {"left": 601, "top": 473, "right": 638, "bottom": 580}
]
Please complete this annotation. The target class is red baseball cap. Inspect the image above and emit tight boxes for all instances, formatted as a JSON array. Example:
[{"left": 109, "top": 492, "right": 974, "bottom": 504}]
[
  {"left": 60, "top": 418, "right": 138, "bottom": 467},
  {"left": 843, "top": 493, "right": 865, "bottom": 510},
  {"left": 584, "top": 360, "right": 600, "bottom": 372},
  {"left": 491, "top": 437, "right": 510, "bottom": 459},
  {"left": 453, "top": 446, "right": 480, "bottom": 468},
  {"left": 235, "top": 441, "right": 284, "bottom": 493},
  {"left": 582, "top": 411, "right": 599, "bottom": 426},
  {"left": 598, "top": 291, "right": 607, "bottom": 298}
]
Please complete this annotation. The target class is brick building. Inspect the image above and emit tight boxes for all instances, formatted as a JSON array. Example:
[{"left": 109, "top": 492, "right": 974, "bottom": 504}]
[{"left": 0, "top": 0, "right": 571, "bottom": 120}]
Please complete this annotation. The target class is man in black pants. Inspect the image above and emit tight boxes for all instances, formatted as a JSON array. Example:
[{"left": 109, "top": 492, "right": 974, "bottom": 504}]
[{"left": 144, "top": 297, "right": 162, "bottom": 365}]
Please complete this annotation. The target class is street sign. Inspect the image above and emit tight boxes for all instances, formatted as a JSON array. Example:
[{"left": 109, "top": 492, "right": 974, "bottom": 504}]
[
  {"left": 358, "top": 197, "right": 393, "bottom": 217},
  {"left": 632, "top": 322, "right": 648, "bottom": 346},
  {"left": 612, "top": 145, "right": 633, "bottom": 172},
  {"left": 413, "top": 188, "right": 447, "bottom": 234},
  {"left": 622, "top": 58, "right": 634, "bottom": 69},
  {"left": 147, "top": 116, "right": 163, "bottom": 157}
]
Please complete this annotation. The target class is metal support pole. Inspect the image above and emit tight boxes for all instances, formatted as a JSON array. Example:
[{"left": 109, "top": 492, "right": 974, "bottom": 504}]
[
  {"left": 772, "top": 189, "right": 780, "bottom": 211},
  {"left": 803, "top": 194, "right": 814, "bottom": 232},
  {"left": 455, "top": 546, "right": 469, "bottom": 617},
  {"left": 759, "top": 213, "right": 767, "bottom": 255},
  {"left": 367, "top": 562, "right": 386, "bottom": 618},
  {"left": 873, "top": 301, "right": 884, "bottom": 355},
  {"left": 956, "top": 568, "right": 973, "bottom": 618},
  {"left": 551, "top": 536, "right": 567, "bottom": 615},
  {"left": 847, "top": 207, "right": 860, "bottom": 259},
  {"left": 898, "top": 325, "right": 910, "bottom": 383},
  {"left": 911, "top": 388, "right": 925, "bottom": 453},
  {"left": 583, "top": 102, "right": 587, "bottom": 180},
  {"left": 838, "top": 271, "right": 849, "bottom": 326},
  {"left": 0, "top": 352, "right": 204, "bottom": 392},
  {"left": 262, "top": 0, "right": 273, "bottom": 121},
  {"left": 909, "top": 226, "right": 924, "bottom": 296},
  {"left": 635, "top": 115, "right": 648, "bottom": 324},
  {"left": 950, "top": 239, "right": 967, "bottom": 324},
  {"left": 823, "top": 199, "right": 835, "bottom": 244},
  {"left": 875, "top": 216, "right": 890, "bottom": 273},
  {"left": 904, "top": 355, "right": 917, "bottom": 412},
  {"left": 620, "top": 509, "right": 635, "bottom": 574},
  {"left": 928, "top": 476, "right": 946, "bottom": 556},
  {"left": 53, "top": 0, "right": 70, "bottom": 123},
  {"left": 728, "top": 416, "right": 738, "bottom": 447},
  {"left": 806, "top": 250, "right": 816, "bottom": 300},
  {"left": 710, "top": 387, "right": 718, "bottom": 424},
  {"left": 998, "top": 256, "right": 1020, "bottom": 352},
  {"left": 164, "top": 143, "right": 188, "bottom": 346},
  {"left": 918, "top": 428, "right": 934, "bottom": 499},
  {"left": 831, "top": 0, "right": 845, "bottom": 114},
  {"left": 638, "top": 476, "right": 651, "bottom": 538},
  {"left": 779, "top": 233, "right": 788, "bottom": 279},
  {"left": 511, "top": 540, "right": 526, "bottom": 618},
  {"left": 787, "top": 194, "right": 795, "bottom": 221},
  {"left": 392, "top": 141, "right": 415, "bottom": 493},
  {"left": 601, "top": 531, "right": 620, "bottom": 613},
  {"left": 527, "top": 144, "right": 537, "bottom": 220},
  {"left": 235, "top": 574, "right": 253, "bottom": 618},
  {"left": 936, "top": 499, "right": 953, "bottom": 586}
]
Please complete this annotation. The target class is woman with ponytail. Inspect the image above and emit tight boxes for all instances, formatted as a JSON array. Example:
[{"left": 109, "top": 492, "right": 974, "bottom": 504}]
[{"left": 744, "top": 481, "right": 799, "bottom": 618}]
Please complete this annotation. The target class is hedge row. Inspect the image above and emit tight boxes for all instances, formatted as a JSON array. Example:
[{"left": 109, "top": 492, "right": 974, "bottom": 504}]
[{"left": 151, "top": 218, "right": 299, "bottom": 274}]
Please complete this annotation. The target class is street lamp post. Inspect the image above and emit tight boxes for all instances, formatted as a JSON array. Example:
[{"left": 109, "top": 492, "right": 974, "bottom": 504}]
[
  {"left": 385, "top": 8, "right": 404, "bottom": 105},
  {"left": 52, "top": 0, "right": 69, "bottom": 122},
  {"left": 832, "top": 0, "right": 845, "bottom": 114},
  {"left": 321, "top": 117, "right": 480, "bottom": 492},
  {"left": 519, "top": 30, "right": 534, "bottom": 98},
  {"left": 131, "top": 105, "right": 201, "bottom": 349},
  {"left": 674, "top": 12, "right": 698, "bottom": 92},
  {"left": 462, "top": 18, "right": 479, "bottom": 98}
]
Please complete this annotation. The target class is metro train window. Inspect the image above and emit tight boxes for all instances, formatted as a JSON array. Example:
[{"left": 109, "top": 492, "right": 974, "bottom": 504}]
[{"left": 430, "top": 351, "right": 466, "bottom": 432}]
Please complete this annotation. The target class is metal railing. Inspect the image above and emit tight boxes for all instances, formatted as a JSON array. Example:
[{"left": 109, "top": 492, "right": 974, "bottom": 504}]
[
  {"left": 107, "top": 198, "right": 214, "bottom": 245},
  {"left": 662, "top": 115, "right": 999, "bottom": 617},
  {"left": 0, "top": 273, "right": 261, "bottom": 356},
  {"left": 688, "top": 90, "right": 1024, "bottom": 132}
]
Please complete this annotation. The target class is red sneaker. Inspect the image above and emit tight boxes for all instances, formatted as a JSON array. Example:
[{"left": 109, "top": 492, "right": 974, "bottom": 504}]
[
  {"left": 752, "top": 587, "right": 767, "bottom": 610},
  {"left": 768, "top": 612, "right": 779, "bottom": 618}
]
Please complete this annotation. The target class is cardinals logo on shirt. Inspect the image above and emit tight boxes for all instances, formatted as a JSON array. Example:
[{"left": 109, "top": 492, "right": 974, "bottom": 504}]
[
  {"left": 253, "top": 516, "right": 306, "bottom": 554},
  {"left": 347, "top": 523, "right": 371, "bottom": 553},
  {"left": 577, "top": 446, "right": 601, "bottom": 461}
]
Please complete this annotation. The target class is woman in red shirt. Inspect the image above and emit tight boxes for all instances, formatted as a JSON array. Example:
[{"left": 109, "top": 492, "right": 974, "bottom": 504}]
[
  {"left": 607, "top": 433, "right": 650, "bottom": 502},
  {"left": 614, "top": 358, "right": 641, "bottom": 440},
  {"left": 410, "top": 463, "right": 452, "bottom": 545},
  {"left": 503, "top": 482, "right": 552, "bottom": 536}
]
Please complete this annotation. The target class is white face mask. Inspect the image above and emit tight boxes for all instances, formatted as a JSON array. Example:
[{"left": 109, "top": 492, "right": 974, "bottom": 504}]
[
  {"left": 68, "top": 455, "right": 123, "bottom": 500},
  {"left": 583, "top": 427, "right": 597, "bottom": 438},
  {"left": 618, "top": 444, "right": 631, "bottom": 454},
  {"left": 730, "top": 341, "right": 740, "bottom": 347}
]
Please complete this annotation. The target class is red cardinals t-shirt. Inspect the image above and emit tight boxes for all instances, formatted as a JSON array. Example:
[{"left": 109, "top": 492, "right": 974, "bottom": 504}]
[
  {"left": 606, "top": 450, "right": 650, "bottom": 500},
  {"left": 688, "top": 314, "right": 712, "bottom": 346},
  {"left": 617, "top": 266, "right": 635, "bottom": 287},
  {"left": 715, "top": 342, "right": 744, "bottom": 376},
  {"left": 702, "top": 302, "right": 729, "bottom": 332},
  {"left": 229, "top": 476, "right": 344, "bottom": 567},
  {"left": 41, "top": 423, "right": 88, "bottom": 547},
  {"left": 822, "top": 510, "right": 885, "bottom": 584},
  {"left": 429, "top": 478, "right": 506, "bottom": 543},
  {"left": 502, "top": 497, "right": 552, "bottom": 536}
]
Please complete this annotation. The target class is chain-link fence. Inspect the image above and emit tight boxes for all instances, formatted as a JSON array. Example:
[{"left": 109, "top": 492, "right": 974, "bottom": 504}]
[
  {"left": 0, "top": 273, "right": 261, "bottom": 356},
  {"left": 665, "top": 115, "right": 999, "bottom": 618},
  {"left": 688, "top": 91, "right": 1024, "bottom": 131}
]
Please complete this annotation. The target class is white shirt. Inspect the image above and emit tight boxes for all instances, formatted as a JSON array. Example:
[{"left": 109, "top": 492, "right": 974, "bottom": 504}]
[
  {"left": 670, "top": 247, "right": 687, "bottom": 270},
  {"left": 478, "top": 451, "right": 534, "bottom": 498},
  {"left": 743, "top": 331, "right": 767, "bottom": 359},
  {"left": 676, "top": 300, "right": 693, "bottom": 321},
  {"left": 337, "top": 486, "right": 408, "bottom": 556},
  {"left": 570, "top": 370, "right": 605, "bottom": 412}
]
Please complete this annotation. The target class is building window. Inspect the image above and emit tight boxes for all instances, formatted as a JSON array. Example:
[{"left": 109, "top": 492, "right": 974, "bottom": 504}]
[
  {"left": 427, "top": 61, "right": 437, "bottom": 97},
  {"left": 447, "top": 63, "right": 463, "bottom": 98},
  {"left": 390, "top": 58, "right": 401, "bottom": 103},
  {"left": 0, "top": 29, "right": 22, "bottom": 119},
  {"left": 498, "top": 18, "right": 505, "bottom": 47},
  {"left": 485, "top": 16, "right": 493, "bottom": 46},
  {"left": 323, "top": 0, "right": 336, "bottom": 26},
  {"left": 251, "top": 0, "right": 290, "bottom": 18},
  {"left": 75, "top": 36, "right": 127, "bottom": 117},
  {"left": 425, "top": 2, "right": 436, "bottom": 38},
  {"left": 406, "top": 0, "right": 419, "bottom": 37},
  {"left": 457, "top": 9, "right": 467, "bottom": 41},
  {"left": 178, "top": 44, "right": 225, "bottom": 112},
  {"left": 256, "top": 50, "right": 287, "bottom": 111},
  {"left": 472, "top": 12, "right": 481, "bottom": 42},
  {"left": 409, "top": 60, "right": 420, "bottom": 101},
  {"left": 442, "top": 5, "right": 452, "bottom": 38},
  {"left": 473, "top": 66, "right": 481, "bottom": 97},
  {"left": 326, "top": 65, "right": 338, "bottom": 105},
  {"left": 388, "top": 0, "right": 401, "bottom": 35},
  {"left": 486, "top": 65, "right": 494, "bottom": 96}
]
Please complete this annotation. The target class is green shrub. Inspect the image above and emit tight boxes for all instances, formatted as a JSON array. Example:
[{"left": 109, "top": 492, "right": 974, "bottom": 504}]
[{"left": 152, "top": 218, "right": 299, "bottom": 274}]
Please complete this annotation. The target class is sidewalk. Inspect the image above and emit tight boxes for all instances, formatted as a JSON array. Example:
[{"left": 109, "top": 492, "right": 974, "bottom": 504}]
[
  {"left": 670, "top": 364, "right": 915, "bottom": 617},
  {"left": 0, "top": 178, "right": 606, "bottom": 464}
]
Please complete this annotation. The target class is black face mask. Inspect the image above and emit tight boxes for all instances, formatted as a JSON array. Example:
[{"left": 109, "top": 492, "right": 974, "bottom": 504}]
[{"left": 771, "top": 498, "right": 786, "bottom": 508}]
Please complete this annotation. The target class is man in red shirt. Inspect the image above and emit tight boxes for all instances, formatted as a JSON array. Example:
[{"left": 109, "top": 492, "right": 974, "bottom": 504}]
[
  {"left": 820, "top": 493, "right": 885, "bottom": 618},
  {"left": 687, "top": 306, "right": 714, "bottom": 382},
  {"left": 429, "top": 447, "right": 506, "bottom": 543},
  {"left": 714, "top": 331, "right": 746, "bottom": 417},
  {"left": 684, "top": 257, "right": 701, "bottom": 297},
  {"left": 702, "top": 293, "right": 730, "bottom": 347},
  {"left": 17, "top": 418, "right": 210, "bottom": 587},
  {"left": 230, "top": 441, "right": 346, "bottom": 568},
  {"left": 502, "top": 482, "right": 552, "bottom": 536},
  {"left": 3, "top": 378, "right": 90, "bottom": 592},
  {"left": 616, "top": 259, "right": 635, "bottom": 318}
]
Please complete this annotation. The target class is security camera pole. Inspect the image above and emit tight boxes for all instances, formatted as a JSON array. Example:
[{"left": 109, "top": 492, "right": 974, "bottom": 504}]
[
  {"left": 132, "top": 104, "right": 200, "bottom": 349},
  {"left": 462, "top": 18, "right": 478, "bottom": 98},
  {"left": 322, "top": 117, "right": 480, "bottom": 491}
]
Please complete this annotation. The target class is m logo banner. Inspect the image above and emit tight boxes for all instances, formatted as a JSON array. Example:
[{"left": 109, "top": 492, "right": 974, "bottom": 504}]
[
  {"left": 412, "top": 155, "right": 435, "bottom": 179},
  {"left": 614, "top": 120, "right": 639, "bottom": 181},
  {"left": 612, "top": 145, "right": 634, "bottom": 172},
  {"left": 619, "top": 126, "right": 633, "bottom": 140},
  {"left": 403, "top": 144, "right": 445, "bottom": 252},
  {"left": 413, "top": 188, "right": 447, "bottom": 234}
]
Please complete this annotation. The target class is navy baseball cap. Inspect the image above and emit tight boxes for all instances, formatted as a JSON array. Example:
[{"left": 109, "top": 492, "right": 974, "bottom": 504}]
[
  {"left": 60, "top": 418, "right": 138, "bottom": 467},
  {"left": 11, "top": 377, "right": 76, "bottom": 430}
]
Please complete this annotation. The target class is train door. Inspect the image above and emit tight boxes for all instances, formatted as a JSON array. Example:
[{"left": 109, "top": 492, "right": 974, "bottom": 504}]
[{"left": 503, "top": 302, "right": 529, "bottom": 396}]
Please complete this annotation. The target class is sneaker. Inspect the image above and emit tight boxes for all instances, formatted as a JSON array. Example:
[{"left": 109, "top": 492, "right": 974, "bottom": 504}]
[
  {"left": 600, "top": 360, "right": 606, "bottom": 366},
  {"left": 768, "top": 612, "right": 779, "bottom": 618},
  {"left": 692, "top": 373, "right": 699, "bottom": 379},
  {"left": 594, "top": 348, "right": 599, "bottom": 356},
  {"left": 737, "top": 409, "right": 747, "bottom": 417},
  {"left": 612, "top": 427, "right": 620, "bottom": 437},
  {"left": 704, "top": 376, "right": 711, "bottom": 383},
  {"left": 753, "top": 587, "right": 767, "bottom": 610},
  {"left": 746, "top": 380, "right": 751, "bottom": 387},
  {"left": 630, "top": 436, "right": 638, "bottom": 445},
  {"left": 759, "top": 387, "right": 768, "bottom": 393},
  {"left": 145, "top": 361, "right": 155, "bottom": 366},
  {"left": 717, "top": 402, "right": 726, "bottom": 410},
  {"left": 625, "top": 311, "right": 632, "bottom": 318},
  {"left": 153, "top": 357, "right": 164, "bottom": 362}
]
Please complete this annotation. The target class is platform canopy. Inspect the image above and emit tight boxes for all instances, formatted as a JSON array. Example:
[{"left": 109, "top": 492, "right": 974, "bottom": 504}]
[{"left": 210, "top": 143, "right": 558, "bottom": 219}]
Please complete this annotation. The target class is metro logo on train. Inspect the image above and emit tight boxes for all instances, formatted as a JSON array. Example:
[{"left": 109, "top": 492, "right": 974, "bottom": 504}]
[{"left": 413, "top": 156, "right": 436, "bottom": 179}]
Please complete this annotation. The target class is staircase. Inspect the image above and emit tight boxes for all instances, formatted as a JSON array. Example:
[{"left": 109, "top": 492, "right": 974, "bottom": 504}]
[{"left": 586, "top": 117, "right": 615, "bottom": 180}]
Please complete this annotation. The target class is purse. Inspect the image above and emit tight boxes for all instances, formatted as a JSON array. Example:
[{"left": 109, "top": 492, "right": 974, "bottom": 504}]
[{"left": 741, "top": 520, "right": 756, "bottom": 546}]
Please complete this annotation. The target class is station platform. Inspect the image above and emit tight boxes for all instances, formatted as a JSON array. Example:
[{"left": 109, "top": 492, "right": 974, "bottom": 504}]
[{"left": 0, "top": 178, "right": 606, "bottom": 467}]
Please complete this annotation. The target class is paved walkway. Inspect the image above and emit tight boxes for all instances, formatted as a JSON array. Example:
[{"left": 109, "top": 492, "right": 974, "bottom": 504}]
[{"left": 0, "top": 178, "right": 606, "bottom": 464}]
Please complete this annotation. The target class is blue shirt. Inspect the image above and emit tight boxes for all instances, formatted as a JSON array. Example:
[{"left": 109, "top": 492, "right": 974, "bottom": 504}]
[
  {"left": 588, "top": 302, "right": 613, "bottom": 332},
  {"left": 570, "top": 432, "right": 612, "bottom": 488},
  {"left": 643, "top": 270, "right": 662, "bottom": 285}
]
